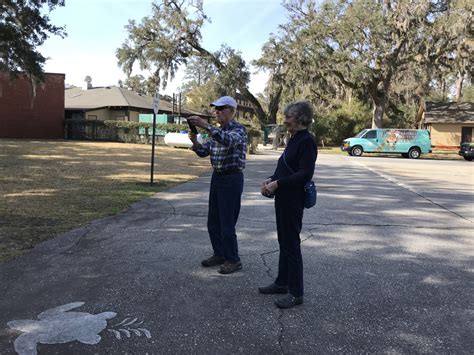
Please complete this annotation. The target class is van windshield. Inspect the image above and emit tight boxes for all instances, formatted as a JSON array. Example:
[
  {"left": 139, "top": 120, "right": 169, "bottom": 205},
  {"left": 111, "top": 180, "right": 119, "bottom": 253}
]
[{"left": 355, "top": 129, "right": 368, "bottom": 138}]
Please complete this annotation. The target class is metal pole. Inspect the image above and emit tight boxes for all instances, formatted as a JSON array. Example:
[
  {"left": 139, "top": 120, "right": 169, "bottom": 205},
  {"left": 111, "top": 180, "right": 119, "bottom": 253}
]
[
  {"left": 178, "top": 92, "right": 182, "bottom": 124},
  {"left": 150, "top": 112, "right": 156, "bottom": 185},
  {"left": 172, "top": 93, "right": 175, "bottom": 117}
]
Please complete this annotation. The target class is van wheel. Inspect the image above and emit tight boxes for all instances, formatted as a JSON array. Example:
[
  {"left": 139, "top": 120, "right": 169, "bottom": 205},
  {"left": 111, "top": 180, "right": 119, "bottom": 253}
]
[
  {"left": 401, "top": 153, "right": 409, "bottom": 158},
  {"left": 351, "top": 146, "right": 363, "bottom": 157},
  {"left": 464, "top": 156, "right": 473, "bottom": 161},
  {"left": 408, "top": 147, "right": 421, "bottom": 159}
]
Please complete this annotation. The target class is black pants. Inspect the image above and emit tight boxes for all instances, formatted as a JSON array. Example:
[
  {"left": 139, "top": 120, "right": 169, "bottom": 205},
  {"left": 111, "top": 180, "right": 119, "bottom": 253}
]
[{"left": 274, "top": 191, "right": 304, "bottom": 297}]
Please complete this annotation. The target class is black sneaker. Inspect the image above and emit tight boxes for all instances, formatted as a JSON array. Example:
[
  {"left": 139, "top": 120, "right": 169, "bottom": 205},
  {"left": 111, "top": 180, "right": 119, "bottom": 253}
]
[
  {"left": 258, "top": 283, "right": 288, "bottom": 294},
  {"left": 274, "top": 294, "right": 303, "bottom": 309},
  {"left": 201, "top": 255, "right": 225, "bottom": 267},
  {"left": 218, "top": 261, "right": 242, "bottom": 274}
]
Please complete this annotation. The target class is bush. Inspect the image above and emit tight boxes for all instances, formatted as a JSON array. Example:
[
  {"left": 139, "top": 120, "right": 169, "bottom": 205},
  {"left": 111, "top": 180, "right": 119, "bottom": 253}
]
[
  {"left": 102, "top": 120, "right": 188, "bottom": 132},
  {"left": 384, "top": 103, "right": 418, "bottom": 128},
  {"left": 65, "top": 119, "right": 190, "bottom": 142},
  {"left": 312, "top": 100, "right": 371, "bottom": 145},
  {"left": 67, "top": 119, "right": 264, "bottom": 147},
  {"left": 246, "top": 127, "right": 262, "bottom": 138}
]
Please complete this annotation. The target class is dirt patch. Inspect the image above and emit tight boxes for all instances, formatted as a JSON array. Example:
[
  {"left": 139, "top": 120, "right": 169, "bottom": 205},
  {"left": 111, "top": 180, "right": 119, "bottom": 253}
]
[{"left": 0, "top": 139, "right": 210, "bottom": 262}]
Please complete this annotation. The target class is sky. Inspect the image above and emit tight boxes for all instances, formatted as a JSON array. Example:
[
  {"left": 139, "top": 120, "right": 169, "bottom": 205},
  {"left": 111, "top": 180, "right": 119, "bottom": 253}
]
[{"left": 40, "top": 0, "right": 289, "bottom": 95}]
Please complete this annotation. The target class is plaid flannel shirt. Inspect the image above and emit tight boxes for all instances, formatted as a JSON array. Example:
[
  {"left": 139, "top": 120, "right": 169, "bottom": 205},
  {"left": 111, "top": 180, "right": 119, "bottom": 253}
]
[{"left": 193, "top": 119, "right": 247, "bottom": 172}]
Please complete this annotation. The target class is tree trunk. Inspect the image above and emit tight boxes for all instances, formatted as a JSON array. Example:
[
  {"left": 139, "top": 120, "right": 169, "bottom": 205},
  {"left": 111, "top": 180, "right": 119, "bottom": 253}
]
[
  {"left": 272, "top": 130, "right": 280, "bottom": 149},
  {"left": 441, "top": 78, "right": 448, "bottom": 99},
  {"left": 346, "top": 88, "right": 352, "bottom": 105},
  {"left": 369, "top": 78, "right": 390, "bottom": 129},
  {"left": 266, "top": 85, "right": 283, "bottom": 125},
  {"left": 372, "top": 101, "right": 384, "bottom": 129},
  {"left": 415, "top": 97, "right": 426, "bottom": 129},
  {"left": 239, "top": 87, "right": 268, "bottom": 127},
  {"left": 455, "top": 71, "right": 465, "bottom": 102}
]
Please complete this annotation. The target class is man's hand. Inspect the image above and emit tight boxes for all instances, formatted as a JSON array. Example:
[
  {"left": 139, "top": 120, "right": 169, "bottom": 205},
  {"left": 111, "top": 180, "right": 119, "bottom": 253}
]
[
  {"left": 188, "top": 132, "right": 198, "bottom": 143},
  {"left": 187, "top": 116, "right": 209, "bottom": 129},
  {"left": 188, "top": 132, "right": 200, "bottom": 149}
]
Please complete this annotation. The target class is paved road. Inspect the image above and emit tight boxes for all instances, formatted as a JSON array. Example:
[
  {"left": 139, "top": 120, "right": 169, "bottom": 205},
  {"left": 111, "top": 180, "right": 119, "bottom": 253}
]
[
  {"left": 349, "top": 155, "right": 474, "bottom": 221},
  {"left": 1, "top": 152, "right": 473, "bottom": 354}
]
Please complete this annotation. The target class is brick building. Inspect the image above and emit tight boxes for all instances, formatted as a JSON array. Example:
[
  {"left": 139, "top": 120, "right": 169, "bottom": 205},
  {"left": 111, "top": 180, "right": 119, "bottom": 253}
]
[{"left": 0, "top": 72, "right": 65, "bottom": 139}]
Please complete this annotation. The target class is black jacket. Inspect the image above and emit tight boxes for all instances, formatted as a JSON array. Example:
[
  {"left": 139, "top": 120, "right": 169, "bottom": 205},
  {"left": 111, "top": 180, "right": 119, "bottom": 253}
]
[{"left": 271, "top": 129, "right": 317, "bottom": 193}]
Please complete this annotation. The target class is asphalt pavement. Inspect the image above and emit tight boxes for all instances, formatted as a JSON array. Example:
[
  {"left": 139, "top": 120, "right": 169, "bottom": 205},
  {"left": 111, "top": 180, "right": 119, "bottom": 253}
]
[{"left": 1, "top": 150, "right": 473, "bottom": 354}]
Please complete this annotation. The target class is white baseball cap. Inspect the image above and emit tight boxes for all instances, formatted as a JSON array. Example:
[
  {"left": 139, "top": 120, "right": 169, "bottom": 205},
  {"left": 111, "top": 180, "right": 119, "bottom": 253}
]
[{"left": 210, "top": 96, "right": 237, "bottom": 108}]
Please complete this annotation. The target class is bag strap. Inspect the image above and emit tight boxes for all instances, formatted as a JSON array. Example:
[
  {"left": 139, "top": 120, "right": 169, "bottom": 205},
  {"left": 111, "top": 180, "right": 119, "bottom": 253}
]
[
  {"left": 282, "top": 151, "right": 295, "bottom": 174},
  {"left": 283, "top": 151, "right": 314, "bottom": 188}
]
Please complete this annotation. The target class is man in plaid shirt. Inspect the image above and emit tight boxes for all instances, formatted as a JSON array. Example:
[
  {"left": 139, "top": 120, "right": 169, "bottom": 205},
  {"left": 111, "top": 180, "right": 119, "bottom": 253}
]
[{"left": 188, "top": 96, "right": 247, "bottom": 274}]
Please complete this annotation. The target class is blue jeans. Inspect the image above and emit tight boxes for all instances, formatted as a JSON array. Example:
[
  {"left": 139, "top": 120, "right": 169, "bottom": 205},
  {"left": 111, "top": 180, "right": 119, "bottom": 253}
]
[{"left": 207, "top": 171, "right": 244, "bottom": 263}]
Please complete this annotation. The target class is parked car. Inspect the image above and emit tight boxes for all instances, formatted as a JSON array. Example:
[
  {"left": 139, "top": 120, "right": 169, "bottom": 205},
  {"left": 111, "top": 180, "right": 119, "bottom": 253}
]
[
  {"left": 459, "top": 142, "right": 474, "bottom": 161},
  {"left": 341, "top": 129, "right": 432, "bottom": 159}
]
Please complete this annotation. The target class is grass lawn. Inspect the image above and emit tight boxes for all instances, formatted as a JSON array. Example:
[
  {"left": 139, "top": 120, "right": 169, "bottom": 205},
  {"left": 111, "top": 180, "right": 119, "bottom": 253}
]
[
  {"left": 0, "top": 140, "right": 210, "bottom": 262},
  {"left": 1, "top": 140, "right": 462, "bottom": 262}
]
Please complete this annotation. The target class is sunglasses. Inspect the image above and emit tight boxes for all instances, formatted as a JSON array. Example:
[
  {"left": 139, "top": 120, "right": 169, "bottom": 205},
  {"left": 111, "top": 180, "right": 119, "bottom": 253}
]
[{"left": 214, "top": 106, "right": 230, "bottom": 111}]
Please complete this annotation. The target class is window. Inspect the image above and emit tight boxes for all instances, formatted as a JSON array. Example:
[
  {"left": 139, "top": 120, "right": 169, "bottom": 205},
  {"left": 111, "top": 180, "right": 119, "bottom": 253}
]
[
  {"left": 364, "top": 130, "right": 377, "bottom": 139},
  {"left": 461, "top": 127, "right": 472, "bottom": 143},
  {"left": 355, "top": 129, "right": 368, "bottom": 138},
  {"left": 87, "top": 115, "right": 97, "bottom": 120}
]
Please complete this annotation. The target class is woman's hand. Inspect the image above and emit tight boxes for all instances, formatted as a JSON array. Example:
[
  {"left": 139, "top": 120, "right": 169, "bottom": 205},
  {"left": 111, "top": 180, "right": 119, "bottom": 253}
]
[
  {"left": 261, "top": 178, "right": 272, "bottom": 195},
  {"left": 261, "top": 178, "right": 278, "bottom": 197},
  {"left": 264, "top": 180, "right": 278, "bottom": 195}
]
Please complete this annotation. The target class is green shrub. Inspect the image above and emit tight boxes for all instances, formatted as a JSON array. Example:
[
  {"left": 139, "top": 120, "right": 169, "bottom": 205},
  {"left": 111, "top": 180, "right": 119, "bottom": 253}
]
[
  {"left": 312, "top": 100, "right": 371, "bottom": 145},
  {"left": 102, "top": 120, "right": 188, "bottom": 132}
]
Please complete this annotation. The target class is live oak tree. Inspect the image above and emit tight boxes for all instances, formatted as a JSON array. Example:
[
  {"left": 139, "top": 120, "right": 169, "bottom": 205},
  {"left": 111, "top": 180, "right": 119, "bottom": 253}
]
[
  {"left": 0, "top": 0, "right": 66, "bottom": 84},
  {"left": 395, "top": 0, "right": 473, "bottom": 126},
  {"left": 256, "top": 22, "right": 348, "bottom": 118},
  {"left": 182, "top": 78, "right": 218, "bottom": 113},
  {"left": 178, "top": 57, "right": 218, "bottom": 113},
  {"left": 116, "top": 0, "right": 281, "bottom": 126},
  {"left": 449, "top": 1, "right": 474, "bottom": 101},
  {"left": 121, "top": 74, "right": 161, "bottom": 96},
  {"left": 180, "top": 56, "right": 215, "bottom": 88},
  {"left": 276, "top": 0, "right": 472, "bottom": 128},
  {"left": 124, "top": 75, "right": 146, "bottom": 94},
  {"left": 253, "top": 35, "right": 288, "bottom": 124}
]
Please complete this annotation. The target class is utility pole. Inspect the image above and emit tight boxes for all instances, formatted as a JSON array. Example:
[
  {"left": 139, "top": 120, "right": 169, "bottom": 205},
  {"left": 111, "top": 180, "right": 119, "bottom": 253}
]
[{"left": 150, "top": 92, "right": 160, "bottom": 185}]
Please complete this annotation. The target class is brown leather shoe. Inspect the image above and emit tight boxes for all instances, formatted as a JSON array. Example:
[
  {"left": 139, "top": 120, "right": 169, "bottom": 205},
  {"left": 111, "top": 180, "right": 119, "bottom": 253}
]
[
  {"left": 218, "top": 261, "right": 242, "bottom": 274},
  {"left": 201, "top": 255, "right": 225, "bottom": 267}
]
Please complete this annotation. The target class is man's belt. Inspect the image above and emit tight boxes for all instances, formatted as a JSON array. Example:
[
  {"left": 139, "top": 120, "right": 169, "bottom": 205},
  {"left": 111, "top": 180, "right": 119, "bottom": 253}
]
[{"left": 213, "top": 168, "right": 242, "bottom": 175}]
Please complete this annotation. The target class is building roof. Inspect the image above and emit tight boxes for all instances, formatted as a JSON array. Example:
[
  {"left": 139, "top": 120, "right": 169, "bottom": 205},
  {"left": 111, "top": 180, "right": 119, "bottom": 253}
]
[
  {"left": 424, "top": 102, "right": 474, "bottom": 124},
  {"left": 65, "top": 86, "right": 207, "bottom": 116}
]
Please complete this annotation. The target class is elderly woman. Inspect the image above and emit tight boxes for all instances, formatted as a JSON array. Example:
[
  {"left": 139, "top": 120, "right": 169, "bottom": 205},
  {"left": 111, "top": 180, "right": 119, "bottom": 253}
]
[{"left": 260, "top": 101, "right": 317, "bottom": 309}]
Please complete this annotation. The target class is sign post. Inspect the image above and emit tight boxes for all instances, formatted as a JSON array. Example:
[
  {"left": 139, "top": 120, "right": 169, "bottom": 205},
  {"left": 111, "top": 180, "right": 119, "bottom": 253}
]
[{"left": 151, "top": 92, "right": 160, "bottom": 186}]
